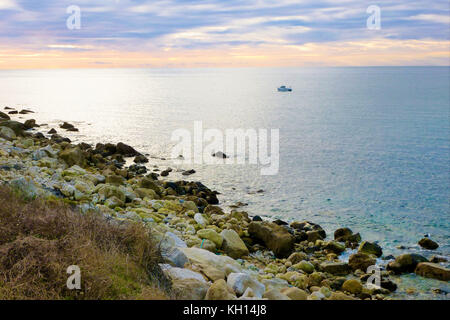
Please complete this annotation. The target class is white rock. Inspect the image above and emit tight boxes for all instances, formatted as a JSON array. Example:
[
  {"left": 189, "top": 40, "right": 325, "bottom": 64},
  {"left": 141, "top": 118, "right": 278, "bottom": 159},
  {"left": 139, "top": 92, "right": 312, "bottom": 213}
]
[
  {"left": 160, "top": 264, "right": 206, "bottom": 283},
  {"left": 181, "top": 248, "right": 242, "bottom": 274},
  {"left": 261, "top": 278, "right": 290, "bottom": 291},
  {"left": 227, "top": 273, "right": 265, "bottom": 298},
  {"left": 165, "top": 231, "right": 187, "bottom": 248},
  {"left": 194, "top": 213, "right": 206, "bottom": 226}
]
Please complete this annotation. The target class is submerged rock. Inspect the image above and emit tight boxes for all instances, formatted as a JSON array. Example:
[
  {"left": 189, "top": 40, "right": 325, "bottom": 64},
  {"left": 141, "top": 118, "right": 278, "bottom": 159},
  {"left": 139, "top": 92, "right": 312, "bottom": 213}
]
[
  {"left": 414, "top": 262, "right": 450, "bottom": 281},
  {"left": 418, "top": 238, "right": 439, "bottom": 250},
  {"left": 386, "top": 253, "right": 428, "bottom": 274},
  {"left": 24, "top": 119, "right": 38, "bottom": 129}
]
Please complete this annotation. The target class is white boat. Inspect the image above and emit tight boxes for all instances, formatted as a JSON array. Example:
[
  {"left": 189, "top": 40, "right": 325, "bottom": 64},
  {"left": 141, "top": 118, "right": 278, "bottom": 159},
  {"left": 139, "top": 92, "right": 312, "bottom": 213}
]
[{"left": 277, "top": 85, "right": 292, "bottom": 92}]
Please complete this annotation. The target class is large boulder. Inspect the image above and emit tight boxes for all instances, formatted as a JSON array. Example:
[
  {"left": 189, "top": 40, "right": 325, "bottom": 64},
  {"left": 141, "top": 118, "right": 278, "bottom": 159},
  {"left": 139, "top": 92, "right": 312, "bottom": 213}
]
[
  {"left": 0, "top": 120, "right": 25, "bottom": 136},
  {"left": 138, "top": 177, "right": 161, "bottom": 194},
  {"left": 181, "top": 247, "right": 242, "bottom": 280},
  {"left": 116, "top": 142, "right": 141, "bottom": 157},
  {"left": 248, "top": 221, "right": 295, "bottom": 258},
  {"left": 415, "top": 262, "right": 450, "bottom": 281},
  {"left": 220, "top": 229, "right": 249, "bottom": 259},
  {"left": 348, "top": 252, "right": 377, "bottom": 271},
  {"left": 227, "top": 273, "right": 265, "bottom": 298},
  {"left": 0, "top": 126, "right": 16, "bottom": 141},
  {"left": 334, "top": 227, "right": 361, "bottom": 243},
  {"left": 358, "top": 241, "right": 383, "bottom": 257},
  {"left": 386, "top": 253, "right": 428, "bottom": 274},
  {"left": 418, "top": 238, "right": 439, "bottom": 250},
  {"left": 205, "top": 279, "right": 237, "bottom": 300},
  {"left": 324, "top": 241, "right": 346, "bottom": 254},
  {"left": 59, "top": 146, "right": 86, "bottom": 167},
  {"left": 160, "top": 265, "right": 206, "bottom": 283},
  {"left": 172, "top": 278, "right": 209, "bottom": 300}
]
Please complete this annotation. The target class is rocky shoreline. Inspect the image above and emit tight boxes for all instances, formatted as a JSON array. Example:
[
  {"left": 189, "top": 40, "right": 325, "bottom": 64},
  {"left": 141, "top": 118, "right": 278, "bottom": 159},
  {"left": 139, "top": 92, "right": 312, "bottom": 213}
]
[{"left": 1, "top": 108, "right": 449, "bottom": 300}]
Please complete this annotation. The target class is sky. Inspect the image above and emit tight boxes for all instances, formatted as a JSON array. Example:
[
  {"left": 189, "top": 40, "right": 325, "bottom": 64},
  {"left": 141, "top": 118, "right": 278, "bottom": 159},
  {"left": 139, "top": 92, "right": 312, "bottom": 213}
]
[{"left": 0, "top": 0, "right": 449, "bottom": 69}]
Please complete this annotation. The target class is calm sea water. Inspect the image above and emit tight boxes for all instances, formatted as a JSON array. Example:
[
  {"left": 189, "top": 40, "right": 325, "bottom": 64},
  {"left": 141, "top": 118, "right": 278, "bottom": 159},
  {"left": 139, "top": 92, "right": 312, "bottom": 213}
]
[{"left": 1, "top": 67, "right": 449, "bottom": 294}]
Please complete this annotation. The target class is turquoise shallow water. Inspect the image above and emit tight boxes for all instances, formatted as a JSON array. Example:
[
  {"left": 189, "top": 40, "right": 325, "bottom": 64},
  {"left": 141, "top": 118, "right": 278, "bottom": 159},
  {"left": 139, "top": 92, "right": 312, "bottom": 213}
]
[{"left": 0, "top": 67, "right": 449, "bottom": 296}]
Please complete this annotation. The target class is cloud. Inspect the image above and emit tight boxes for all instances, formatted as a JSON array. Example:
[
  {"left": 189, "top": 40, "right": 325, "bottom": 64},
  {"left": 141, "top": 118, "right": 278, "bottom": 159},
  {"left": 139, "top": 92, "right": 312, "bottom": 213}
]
[
  {"left": 406, "top": 14, "right": 450, "bottom": 24},
  {"left": 0, "top": 0, "right": 448, "bottom": 67},
  {"left": 0, "top": 0, "right": 18, "bottom": 10}
]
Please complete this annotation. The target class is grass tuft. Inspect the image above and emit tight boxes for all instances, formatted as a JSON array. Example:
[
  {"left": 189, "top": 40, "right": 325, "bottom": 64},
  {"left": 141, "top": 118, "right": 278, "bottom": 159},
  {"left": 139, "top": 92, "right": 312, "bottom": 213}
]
[{"left": 0, "top": 186, "right": 171, "bottom": 300}]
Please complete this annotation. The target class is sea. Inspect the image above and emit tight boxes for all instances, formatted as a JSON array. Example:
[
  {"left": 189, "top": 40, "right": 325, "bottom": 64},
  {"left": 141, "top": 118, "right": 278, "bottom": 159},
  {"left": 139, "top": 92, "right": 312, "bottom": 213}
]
[{"left": 0, "top": 66, "right": 448, "bottom": 298}]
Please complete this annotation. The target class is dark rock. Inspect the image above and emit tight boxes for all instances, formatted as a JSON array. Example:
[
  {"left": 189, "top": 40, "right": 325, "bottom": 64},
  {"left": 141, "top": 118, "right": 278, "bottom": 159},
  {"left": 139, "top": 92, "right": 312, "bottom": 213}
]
[
  {"left": 204, "top": 205, "right": 224, "bottom": 215},
  {"left": 78, "top": 142, "right": 92, "bottom": 150},
  {"left": 294, "top": 231, "right": 308, "bottom": 242},
  {"left": 273, "top": 219, "right": 288, "bottom": 226},
  {"left": 19, "top": 109, "right": 34, "bottom": 114},
  {"left": 306, "top": 230, "right": 324, "bottom": 243},
  {"left": 415, "top": 262, "right": 450, "bottom": 281},
  {"left": 358, "top": 241, "right": 383, "bottom": 257},
  {"left": 386, "top": 253, "right": 428, "bottom": 274},
  {"left": 212, "top": 151, "right": 228, "bottom": 158},
  {"left": 0, "top": 111, "right": 10, "bottom": 120},
  {"left": 8, "top": 110, "right": 18, "bottom": 114},
  {"left": 0, "top": 120, "right": 26, "bottom": 136},
  {"left": 24, "top": 119, "right": 39, "bottom": 129},
  {"left": 33, "top": 132, "right": 45, "bottom": 139},
  {"left": 324, "top": 241, "right": 346, "bottom": 254},
  {"left": 248, "top": 221, "right": 295, "bottom": 258},
  {"left": 334, "top": 227, "right": 361, "bottom": 244},
  {"left": 59, "top": 122, "right": 75, "bottom": 130},
  {"left": 51, "top": 134, "right": 71, "bottom": 144},
  {"left": 48, "top": 128, "right": 57, "bottom": 134},
  {"left": 348, "top": 252, "right": 377, "bottom": 271},
  {"left": 430, "top": 255, "right": 447, "bottom": 263},
  {"left": 252, "top": 215, "right": 263, "bottom": 222},
  {"left": 58, "top": 146, "right": 86, "bottom": 167},
  {"left": 116, "top": 142, "right": 141, "bottom": 157},
  {"left": 381, "top": 279, "right": 397, "bottom": 292},
  {"left": 334, "top": 227, "right": 353, "bottom": 241},
  {"left": 134, "top": 155, "right": 149, "bottom": 164},
  {"left": 129, "top": 164, "right": 147, "bottom": 175},
  {"left": 161, "top": 170, "right": 170, "bottom": 177},
  {"left": 290, "top": 221, "right": 326, "bottom": 239},
  {"left": 182, "top": 169, "right": 196, "bottom": 176},
  {"left": 320, "top": 262, "right": 351, "bottom": 275},
  {"left": 94, "top": 143, "right": 117, "bottom": 157},
  {"left": 418, "top": 238, "right": 439, "bottom": 250}
]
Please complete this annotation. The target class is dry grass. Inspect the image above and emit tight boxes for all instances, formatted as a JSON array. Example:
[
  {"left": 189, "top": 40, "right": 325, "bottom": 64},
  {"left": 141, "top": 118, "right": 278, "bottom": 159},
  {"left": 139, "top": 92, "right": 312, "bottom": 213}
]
[{"left": 0, "top": 186, "right": 171, "bottom": 300}]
